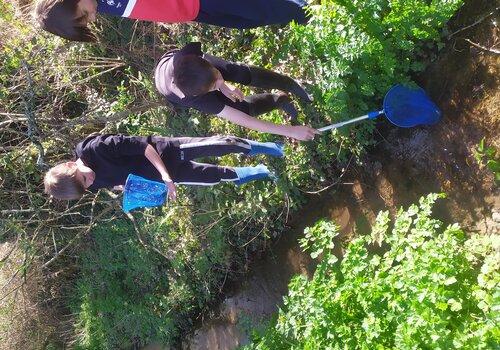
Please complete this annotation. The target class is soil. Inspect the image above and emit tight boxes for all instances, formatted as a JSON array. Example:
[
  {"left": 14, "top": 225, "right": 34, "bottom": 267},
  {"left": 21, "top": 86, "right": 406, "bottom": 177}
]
[{"left": 183, "top": 2, "right": 500, "bottom": 349}]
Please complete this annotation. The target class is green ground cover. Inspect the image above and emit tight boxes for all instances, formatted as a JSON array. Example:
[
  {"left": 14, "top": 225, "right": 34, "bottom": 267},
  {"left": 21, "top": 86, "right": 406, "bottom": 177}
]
[
  {"left": 243, "top": 194, "right": 499, "bottom": 349},
  {"left": 0, "top": 0, "right": 465, "bottom": 348}
]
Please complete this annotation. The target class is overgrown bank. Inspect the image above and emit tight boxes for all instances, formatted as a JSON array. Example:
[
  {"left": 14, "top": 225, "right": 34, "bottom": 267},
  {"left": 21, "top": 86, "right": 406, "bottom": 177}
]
[
  {"left": 243, "top": 194, "right": 499, "bottom": 349},
  {"left": 0, "top": 0, "right": 464, "bottom": 348}
]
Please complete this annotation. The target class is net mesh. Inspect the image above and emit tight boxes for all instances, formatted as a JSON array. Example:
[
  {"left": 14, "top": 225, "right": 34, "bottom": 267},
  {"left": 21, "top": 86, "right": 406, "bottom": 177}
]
[
  {"left": 122, "top": 174, "right": 167, "bottom": 212},
  {"left": 383, "top": 84, "right": 441, "bottom": 127}
]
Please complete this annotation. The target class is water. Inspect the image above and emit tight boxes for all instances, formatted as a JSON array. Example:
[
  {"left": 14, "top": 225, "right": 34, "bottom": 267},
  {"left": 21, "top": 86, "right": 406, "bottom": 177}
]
[{"left": 183, "top": 192, "right": 354, "bottom": 349}]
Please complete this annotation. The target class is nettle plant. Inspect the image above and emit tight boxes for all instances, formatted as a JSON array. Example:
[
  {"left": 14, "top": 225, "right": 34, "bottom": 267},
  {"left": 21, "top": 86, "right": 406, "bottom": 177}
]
[{"left": 245, "top": 194, "right": 499, "bottom": 349}]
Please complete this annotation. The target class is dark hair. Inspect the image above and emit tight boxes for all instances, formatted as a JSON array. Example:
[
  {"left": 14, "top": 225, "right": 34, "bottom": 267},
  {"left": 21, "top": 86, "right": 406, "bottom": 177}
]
[
  {"left": 44, "top": 162, "right": 85, "bottom": 200},
  {"left": 35, "top": 0, "right": 96, "bottom": 42},
  {"left": 172, "top": 55, "right": 219, "bottom": 97}
]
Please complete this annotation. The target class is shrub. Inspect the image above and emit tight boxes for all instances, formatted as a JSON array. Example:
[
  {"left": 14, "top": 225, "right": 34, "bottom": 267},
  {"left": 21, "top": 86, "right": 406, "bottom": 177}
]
[
  {"left": 72, "top": 220, "right": 177, "bottom": 349},
  {"left": 244, "top": 194, "right": 500, "bottom": 349}
]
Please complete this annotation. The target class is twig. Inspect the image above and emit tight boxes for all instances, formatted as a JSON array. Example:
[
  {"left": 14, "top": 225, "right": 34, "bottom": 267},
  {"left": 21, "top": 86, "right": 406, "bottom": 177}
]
[
  {"left": 448, "top": 7, "right": 499, "bottom": 38},
  {"left": 0, "top": 247, "right": 29, "bottom": 298},
  {"left": 0, "top": 117, "right": 28, "bottom": 128},
  {"left": 300, "top": 154, "right": 354, "bottom": 194},
  {"left": 239, "top": 223, "right": 267, "bottom": 248},
  {"left": 0, "top": 112, "right": 25, "bottom": 117},
  {"left": 0, "top": 234, "right": 21, "bottom": 264},
  {"left": 1, "top": 208, "right": 51, "bottom": 215},
  {"left": 21, "top": 60, "right": 46, "bottom": 169},
  {"left": 125, "top": 211, "right": 180, "bottom": 278},
  {"left": 41, "top": 197, "right": 111, "bottom": 269},
  {"left": 464, "top": 38, "right": 500, "bottom": 55}
]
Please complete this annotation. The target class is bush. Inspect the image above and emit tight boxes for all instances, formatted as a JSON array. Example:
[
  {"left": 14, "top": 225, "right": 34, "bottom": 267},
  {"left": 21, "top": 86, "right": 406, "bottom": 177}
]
[
  {"left": 72, "top": 220, "right": 177, "bottom": 349},
  {"left": 244, "top": 194, "right": 500, "bottom": 349}
]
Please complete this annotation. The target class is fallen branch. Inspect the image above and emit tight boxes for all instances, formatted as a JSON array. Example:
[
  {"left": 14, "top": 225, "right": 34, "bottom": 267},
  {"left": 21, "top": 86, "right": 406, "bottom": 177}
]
[
  {"left": 300, "top": 154, "right": 355, "bottom": 194},
  {"left": 464, "top": 38, "right": 500, "bottom": 55}
]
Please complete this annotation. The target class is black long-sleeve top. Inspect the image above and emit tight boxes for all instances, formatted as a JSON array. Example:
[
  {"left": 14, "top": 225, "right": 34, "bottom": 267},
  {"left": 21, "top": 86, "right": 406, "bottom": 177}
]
[{"left": 75, "top": 134, "right": 175, "bottom": 192}]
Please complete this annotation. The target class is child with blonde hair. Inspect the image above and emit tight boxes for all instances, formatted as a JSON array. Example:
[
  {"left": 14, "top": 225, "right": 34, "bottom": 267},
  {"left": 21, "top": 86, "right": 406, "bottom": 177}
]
[{"left": 45, "top": 133, "right": 285, "bottom": 200}]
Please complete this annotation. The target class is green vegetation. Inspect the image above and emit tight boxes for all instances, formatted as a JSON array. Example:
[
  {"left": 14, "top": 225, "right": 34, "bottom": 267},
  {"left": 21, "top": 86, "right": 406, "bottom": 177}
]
[
  {"left": 244, "top": 194, "right": 500, "bottom": 349},
  {"left": 475, "top": 137, "right": 500, "bottom": 184},
  {"left": 0, "top": 0, "right": 466, "bottom": 348}
]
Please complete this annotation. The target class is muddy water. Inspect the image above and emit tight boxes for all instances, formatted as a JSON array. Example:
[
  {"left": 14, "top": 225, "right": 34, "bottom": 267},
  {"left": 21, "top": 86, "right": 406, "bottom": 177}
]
[
  {"left": 183, "top": 194, "right": 356, "bottom": 350},
  {"left": 183, "top": 127, "right": 499, "bottom": 349}
]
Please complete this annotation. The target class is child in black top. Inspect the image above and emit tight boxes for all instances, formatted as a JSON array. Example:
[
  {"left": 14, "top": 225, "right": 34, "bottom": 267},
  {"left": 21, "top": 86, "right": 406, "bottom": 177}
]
[
  {"left": 44, "top": 134, "right": 285, "bottom": 201},
  {"left": 35, "top": 0, "right": 309, "bottom": 42},
  {"left": 155, "top": 42, "right": 320, "bottom": 141}
]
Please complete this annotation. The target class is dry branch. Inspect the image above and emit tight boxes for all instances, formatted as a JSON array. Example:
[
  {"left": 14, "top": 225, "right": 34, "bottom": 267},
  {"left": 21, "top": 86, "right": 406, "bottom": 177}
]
[
  {"left": 41, "top": 197, "right": 112, "bottom": 270},
  {"left": 448, "top": 6, "right": 500, "bottom": 38},
  {"left": 21, "top": 60, "right": 46, "bottom": 169},
  {"left": 464, "top": 38, "right": 500, "bottom": 55}
]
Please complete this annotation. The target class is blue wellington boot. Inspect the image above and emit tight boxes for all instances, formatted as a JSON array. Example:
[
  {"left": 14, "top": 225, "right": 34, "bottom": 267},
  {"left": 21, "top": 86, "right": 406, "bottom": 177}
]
[
  {"left": 246, "top": 140, "right": 284, "bottom": 157},
  {"left": 234, "top": 164, "right": 272, "bottom": 185}
]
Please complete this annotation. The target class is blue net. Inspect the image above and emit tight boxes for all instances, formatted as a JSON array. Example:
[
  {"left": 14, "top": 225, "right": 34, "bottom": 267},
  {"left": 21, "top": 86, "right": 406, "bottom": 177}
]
[
  {"left": 383, "top": 84, "right": 441, "bottom": 127},
  {"left": 122, "top": 174, "right": 167, "bottom": 212}
]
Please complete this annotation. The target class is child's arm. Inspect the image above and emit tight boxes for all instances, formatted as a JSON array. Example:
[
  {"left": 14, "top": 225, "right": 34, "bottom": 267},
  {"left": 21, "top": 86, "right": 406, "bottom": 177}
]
[
  {"left": 144, "top": 144, "right": 177, "bottom": 201},
  {"left": 218, "top": 106, "right": 320, "bottom": 141},
  {"left": 218, "top": 81, "right": 245, "bottom": 102}
]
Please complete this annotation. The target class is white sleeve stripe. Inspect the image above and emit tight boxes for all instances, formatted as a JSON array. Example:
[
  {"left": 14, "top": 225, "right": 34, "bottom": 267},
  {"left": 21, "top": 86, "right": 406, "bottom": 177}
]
[
  {"left": 179, "top": 140, "right": 251, "bottom": 150},
  {"left": 175, "top": 178, "right": 238, "bottom": 186},
  {"left": 123, "top": 0, "right": 137, "bottom": 17}
]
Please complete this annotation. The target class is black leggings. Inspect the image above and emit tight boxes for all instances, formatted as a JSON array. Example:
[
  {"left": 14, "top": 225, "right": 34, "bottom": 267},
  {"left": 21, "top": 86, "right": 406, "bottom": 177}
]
[
  {"left": 161, "top": 136, "right": 252, "bottom": 185},
  {"left": 203, "top": 54, "right": 285, "bottom": 116}
]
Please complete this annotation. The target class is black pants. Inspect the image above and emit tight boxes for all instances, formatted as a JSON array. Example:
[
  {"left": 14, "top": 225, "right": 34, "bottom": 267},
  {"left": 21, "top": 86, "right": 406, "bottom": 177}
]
[
  {"left": 156, "top": 136, "right": 252, "bottom": 185},
  {"left": 203, "top": 54, "right": 283, "bottom": 116},
  {"left": 195, "top": 0, "right": 308, "bottom": 29}
]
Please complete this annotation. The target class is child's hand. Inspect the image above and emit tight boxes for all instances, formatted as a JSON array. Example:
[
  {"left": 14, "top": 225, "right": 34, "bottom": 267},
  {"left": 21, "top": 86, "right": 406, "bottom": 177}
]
[
  {"left": 164, "top": 180, "right": 177, "bottom": 201},
  {"left": 220, "top": 82, "right": 245, "bottom": 102},
  {"left": 287, "top": 125, "right": 321, "bottom": 141}
]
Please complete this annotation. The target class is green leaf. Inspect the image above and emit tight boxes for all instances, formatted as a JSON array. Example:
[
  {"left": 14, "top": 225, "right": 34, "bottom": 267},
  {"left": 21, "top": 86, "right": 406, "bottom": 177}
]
[
  {"left": 486, "top": 159, "right": 500, "bottom": 172},
  {"left": 448, "top": 298, "right": 462, "bottom": 311},
  {"left": 443, "top": 276, "right": 457, "bottom": 286}
]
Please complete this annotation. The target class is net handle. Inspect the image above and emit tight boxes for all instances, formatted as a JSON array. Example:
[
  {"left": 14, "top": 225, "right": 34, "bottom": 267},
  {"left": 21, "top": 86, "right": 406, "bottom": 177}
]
[{"left": 318, "top": 111, "right": 383, "bottom": 132}]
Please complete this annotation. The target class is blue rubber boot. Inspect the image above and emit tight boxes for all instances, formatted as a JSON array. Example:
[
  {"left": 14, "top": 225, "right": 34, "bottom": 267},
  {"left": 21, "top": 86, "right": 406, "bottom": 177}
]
[
  {"left": 246, "top": 140, "right": 284, "bottom": 157},
  {"left": 233, "top": 164, "right": 272, "bottom": 185}
]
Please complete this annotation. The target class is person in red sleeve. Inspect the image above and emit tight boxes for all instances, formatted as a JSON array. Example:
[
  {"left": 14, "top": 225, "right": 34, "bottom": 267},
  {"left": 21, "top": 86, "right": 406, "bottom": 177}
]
[{"left": 35, "top": 0, "right": 309, "bottom": 42}]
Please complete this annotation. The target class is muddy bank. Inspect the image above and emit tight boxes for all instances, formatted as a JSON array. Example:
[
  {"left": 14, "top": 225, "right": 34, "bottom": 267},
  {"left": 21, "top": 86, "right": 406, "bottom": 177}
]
[{"left": 183, "top": 2, "right": 499, "bottom": 348}]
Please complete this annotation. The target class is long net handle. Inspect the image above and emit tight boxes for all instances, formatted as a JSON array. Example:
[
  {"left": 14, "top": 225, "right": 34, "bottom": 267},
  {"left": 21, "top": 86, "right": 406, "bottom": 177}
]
[
  {"left": 318, "top": 110, "right": 384, "bottom": 132},
  {"left": 317, "top": 115, "right": 370, "bottom": 132}
]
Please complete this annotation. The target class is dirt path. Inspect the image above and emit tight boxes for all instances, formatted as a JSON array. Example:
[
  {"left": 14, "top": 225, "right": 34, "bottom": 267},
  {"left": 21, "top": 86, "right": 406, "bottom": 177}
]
[{"left": 183, "top": 3, "right": 499, "bottom": 348}]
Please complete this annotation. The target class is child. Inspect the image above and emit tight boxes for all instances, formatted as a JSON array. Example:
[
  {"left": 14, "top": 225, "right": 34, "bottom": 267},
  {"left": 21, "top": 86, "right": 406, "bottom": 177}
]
[
  {"left": 35, "top": 0, "right": 309, "bottom": 42},
  {"left": 44, "top": 133, "right": 285, "bottom": 201},
  {"left": 155, "top": 42, "right": 320, "bottom": 141}
]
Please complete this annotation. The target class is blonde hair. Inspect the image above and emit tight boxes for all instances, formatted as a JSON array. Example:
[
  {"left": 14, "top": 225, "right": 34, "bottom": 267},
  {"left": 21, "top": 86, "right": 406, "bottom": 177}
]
[
  {"left": 44, "top": 162, "right": 85, "bottom": 200},
  {"left": 34, "top": 0, "right": 96, "bottom": 42}
]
